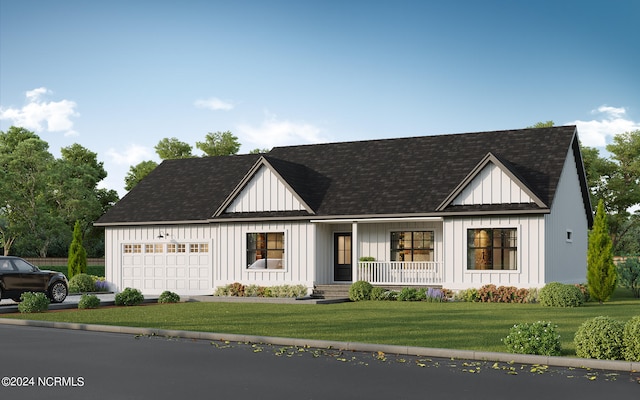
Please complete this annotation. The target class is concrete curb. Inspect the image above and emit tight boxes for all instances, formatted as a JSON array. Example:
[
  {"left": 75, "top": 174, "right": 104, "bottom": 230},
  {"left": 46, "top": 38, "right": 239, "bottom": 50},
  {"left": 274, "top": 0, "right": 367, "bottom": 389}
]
[{"left": 0, "top": 317, "right": 638, "bottom": 373}]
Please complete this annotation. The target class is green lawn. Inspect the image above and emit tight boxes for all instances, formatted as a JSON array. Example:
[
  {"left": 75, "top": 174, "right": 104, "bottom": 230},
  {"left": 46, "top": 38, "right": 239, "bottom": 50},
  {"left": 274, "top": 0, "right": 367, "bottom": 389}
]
[{"left": 3, "top": 288, "right": 639, "bottom": 356}]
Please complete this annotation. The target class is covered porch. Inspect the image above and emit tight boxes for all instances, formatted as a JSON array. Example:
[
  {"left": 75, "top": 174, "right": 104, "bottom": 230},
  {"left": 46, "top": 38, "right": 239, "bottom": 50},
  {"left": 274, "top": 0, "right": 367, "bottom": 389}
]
[{"left": 313, "top": 216, "right": 445, "bottom": 286}]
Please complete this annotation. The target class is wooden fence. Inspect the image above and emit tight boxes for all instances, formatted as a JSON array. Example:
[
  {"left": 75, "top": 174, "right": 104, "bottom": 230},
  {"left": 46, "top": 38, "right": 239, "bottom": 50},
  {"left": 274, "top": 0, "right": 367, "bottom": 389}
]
[{"left": 24, "top": 258, "right": 105, "bottom": 267}]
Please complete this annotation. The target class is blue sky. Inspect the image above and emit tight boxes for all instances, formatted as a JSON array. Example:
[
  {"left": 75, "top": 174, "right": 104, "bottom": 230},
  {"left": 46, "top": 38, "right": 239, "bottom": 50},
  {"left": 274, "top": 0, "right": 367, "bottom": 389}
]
[{"left": 1, "top": 0, "right": 639, "bottom": 196}]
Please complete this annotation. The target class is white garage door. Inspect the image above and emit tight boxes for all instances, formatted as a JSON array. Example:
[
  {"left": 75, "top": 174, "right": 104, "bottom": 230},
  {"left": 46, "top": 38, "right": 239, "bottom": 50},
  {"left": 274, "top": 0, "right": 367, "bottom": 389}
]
[{"left": 121, "top": 243, "right": 211, "bottom": 295}]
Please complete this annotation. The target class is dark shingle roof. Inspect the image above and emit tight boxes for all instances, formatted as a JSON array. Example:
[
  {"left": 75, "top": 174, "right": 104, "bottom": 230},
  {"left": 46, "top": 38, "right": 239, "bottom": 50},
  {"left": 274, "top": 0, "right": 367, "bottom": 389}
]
[{"left": 96, "top": 126, "right": 588, "bottom": 225}]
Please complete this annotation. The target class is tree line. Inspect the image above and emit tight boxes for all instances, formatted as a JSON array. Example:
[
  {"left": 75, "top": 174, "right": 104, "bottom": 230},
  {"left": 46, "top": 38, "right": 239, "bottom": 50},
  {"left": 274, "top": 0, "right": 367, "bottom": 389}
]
[{"left": 1, "top": 124, "right": 639, "bottom": 259}]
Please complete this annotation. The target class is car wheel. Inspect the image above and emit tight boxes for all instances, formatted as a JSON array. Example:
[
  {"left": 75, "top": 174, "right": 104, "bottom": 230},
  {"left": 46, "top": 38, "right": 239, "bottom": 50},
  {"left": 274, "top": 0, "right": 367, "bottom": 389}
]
[{"left": 49, "top": 281, "right": 68, "bottom": 303}]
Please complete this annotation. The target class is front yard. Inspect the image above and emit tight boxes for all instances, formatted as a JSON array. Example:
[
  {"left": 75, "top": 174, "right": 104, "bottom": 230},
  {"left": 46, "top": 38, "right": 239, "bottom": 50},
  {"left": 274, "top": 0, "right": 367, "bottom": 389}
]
[{"left": 2, "top": 288, "right": 638, "bottom": 356}]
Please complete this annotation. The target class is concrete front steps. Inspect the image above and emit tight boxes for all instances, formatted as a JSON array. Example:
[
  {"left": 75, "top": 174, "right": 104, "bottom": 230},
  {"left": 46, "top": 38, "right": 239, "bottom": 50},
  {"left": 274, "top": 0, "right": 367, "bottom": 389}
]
[{"left": 312, "top": 284, "right": 351, "bottom": 300}]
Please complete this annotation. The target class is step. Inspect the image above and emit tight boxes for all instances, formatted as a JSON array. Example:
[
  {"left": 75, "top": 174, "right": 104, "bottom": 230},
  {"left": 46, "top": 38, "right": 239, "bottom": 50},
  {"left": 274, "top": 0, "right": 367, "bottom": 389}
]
[{"left": 312, "top": 284, "right": 351, "bottom": 300}]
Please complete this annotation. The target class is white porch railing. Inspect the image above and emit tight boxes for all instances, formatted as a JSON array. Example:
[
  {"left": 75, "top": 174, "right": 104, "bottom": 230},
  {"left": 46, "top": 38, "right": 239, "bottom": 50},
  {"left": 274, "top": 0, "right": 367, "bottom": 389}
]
[{"left": 357, "top": 261, "right": 443, "bottom": 285}]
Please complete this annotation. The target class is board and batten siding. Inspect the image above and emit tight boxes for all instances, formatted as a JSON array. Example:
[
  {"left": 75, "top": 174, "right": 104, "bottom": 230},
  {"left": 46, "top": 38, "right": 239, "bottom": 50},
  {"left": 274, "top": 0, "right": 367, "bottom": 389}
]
[
  {"left": 453, "top": 162, "right": 533, "bottom": 205},
  {"left": 357, "top": 221, "right": 444, "bottom": 263},
  {"left": 443, "top": 215, "right": 545, "bottom": 290},
  {"left": 544, "top": 146, "right": 589, "bottom": 283},
  {"left": 226, "top": 165, "right": 306, "bottom": 213},
  {"left": 213, "top": 221, "right": 316, "bottom": 292}
]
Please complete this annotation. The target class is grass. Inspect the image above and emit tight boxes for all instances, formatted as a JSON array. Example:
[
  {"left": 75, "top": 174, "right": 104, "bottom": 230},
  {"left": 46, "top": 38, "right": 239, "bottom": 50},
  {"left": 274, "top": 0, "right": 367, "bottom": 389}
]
[{"left": 3, "top": 288, "right": 639, "bottom": 356}]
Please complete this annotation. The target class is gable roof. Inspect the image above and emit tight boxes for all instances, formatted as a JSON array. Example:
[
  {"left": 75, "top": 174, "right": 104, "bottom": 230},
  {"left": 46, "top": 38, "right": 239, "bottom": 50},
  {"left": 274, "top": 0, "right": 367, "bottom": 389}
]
[{"left": 95, "top": 125, "right": 591, "bottom": 225}]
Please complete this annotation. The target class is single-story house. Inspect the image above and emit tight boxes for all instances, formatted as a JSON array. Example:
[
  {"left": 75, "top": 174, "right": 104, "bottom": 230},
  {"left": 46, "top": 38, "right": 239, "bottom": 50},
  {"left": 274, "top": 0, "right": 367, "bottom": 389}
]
[{"left": 95, "top": 125, "right": 593, "bottom": 295}]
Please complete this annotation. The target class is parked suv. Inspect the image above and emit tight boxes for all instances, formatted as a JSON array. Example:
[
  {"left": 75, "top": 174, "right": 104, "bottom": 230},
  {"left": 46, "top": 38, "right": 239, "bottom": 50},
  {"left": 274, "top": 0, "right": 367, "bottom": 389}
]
[{"left": 0, "top": 256, "right": 68, "bottom": 303}]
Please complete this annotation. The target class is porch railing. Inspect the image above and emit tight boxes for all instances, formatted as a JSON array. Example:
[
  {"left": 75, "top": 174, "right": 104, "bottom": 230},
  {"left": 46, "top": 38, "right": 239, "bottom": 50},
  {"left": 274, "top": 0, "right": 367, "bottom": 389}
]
[{"left": 357, "top": 261, "right": 443, "bottom": 285}]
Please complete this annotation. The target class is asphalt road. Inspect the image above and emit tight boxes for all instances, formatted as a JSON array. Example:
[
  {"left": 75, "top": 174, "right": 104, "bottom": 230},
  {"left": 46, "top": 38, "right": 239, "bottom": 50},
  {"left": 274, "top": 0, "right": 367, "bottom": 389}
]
[{"left": 0, "top": 324, "right": 638, "bottom": 399}]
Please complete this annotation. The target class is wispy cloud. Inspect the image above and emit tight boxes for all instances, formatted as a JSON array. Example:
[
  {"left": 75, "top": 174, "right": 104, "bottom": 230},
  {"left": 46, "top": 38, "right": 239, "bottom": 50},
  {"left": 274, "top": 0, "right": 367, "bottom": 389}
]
[
  {"left": 568, "top": 105, "right": 640, "bottom": 147},
  {"left": 194, "top": 97, "right": 234, "bottom": 111},
  {"left": 0, "top": 87, "right": 79, "bottom": 136},
  {"left": 237, "top": 111, "right": 326, "bottom": 150},
  {"left": 106, "top": 144, "right": 155, "bottom": 165}
]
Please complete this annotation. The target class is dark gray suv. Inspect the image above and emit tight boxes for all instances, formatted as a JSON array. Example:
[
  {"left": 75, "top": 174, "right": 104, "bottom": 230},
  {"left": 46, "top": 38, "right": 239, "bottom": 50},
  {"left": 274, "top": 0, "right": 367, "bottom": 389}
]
[{"left": 0, "top": 256, "right": 68, "bottom": 303}]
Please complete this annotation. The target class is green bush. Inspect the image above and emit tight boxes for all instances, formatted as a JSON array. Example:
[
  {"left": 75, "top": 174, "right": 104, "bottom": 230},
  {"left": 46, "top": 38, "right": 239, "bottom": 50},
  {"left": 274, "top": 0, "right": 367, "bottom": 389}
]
[
  {"left": 158, "top": 291, "right": 180, "bottom": 304},
  {"left": 18, "top": 292, "right": 50, "bottom": 313},
  {"left": 78, "top": 294, "right": 101, "bottom": 309},
  {"left": 115, "top": 287, "right": 144, "bottom": 306},
  {"left": 617, "top": 258, "right": 640, "bottom": 298},
  {"left": 369, "top": 287, "right": 388, "bottom": 301},
  {"left": 68, "top": 273, "right": 96, "bottom": 293},
  {"left": 503, "top": 321, "right": 562, "bottom": 356},
  {"left": 397, "top": 287, "right": 419, "bottom": 301},
  {"left": 349, "top": 281, "right": 373, "bottom": 301},
  {"left": 539, "top": 282, "right": 584, "bottom": 307},
  {"left": 623, "top": 316, "right": 640, "bottom": 361},
  {"left": 574, "top": 316, "right": 625, "bottom": 360}
]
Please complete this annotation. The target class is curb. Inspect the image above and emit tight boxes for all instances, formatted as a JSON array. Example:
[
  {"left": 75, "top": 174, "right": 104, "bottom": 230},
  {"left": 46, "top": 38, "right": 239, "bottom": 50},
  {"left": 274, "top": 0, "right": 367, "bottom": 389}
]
[{"left": 0, "top": 318, "right": 638, "bottom": 373}]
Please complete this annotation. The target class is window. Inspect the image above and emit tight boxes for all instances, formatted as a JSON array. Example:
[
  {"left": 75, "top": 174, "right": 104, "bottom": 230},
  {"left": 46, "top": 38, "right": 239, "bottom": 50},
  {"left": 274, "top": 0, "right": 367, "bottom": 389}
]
[
  {"left": 391, "top": 231, "right": 434, "bottom": 262},
  {"left": 123, "top": 244, "right": 141, "bottom": 254},
  {"left": 467, "top": 228, "right": 517, "bottom": 270},
  {"left": 145, "top": 244, "right": 163, "bottom": 253},
  {"left": 247, "top": 233, "right": 284, "bottom": 269},
  {"left": 189, "top": 243, "right": 209, "bottom": 253}
]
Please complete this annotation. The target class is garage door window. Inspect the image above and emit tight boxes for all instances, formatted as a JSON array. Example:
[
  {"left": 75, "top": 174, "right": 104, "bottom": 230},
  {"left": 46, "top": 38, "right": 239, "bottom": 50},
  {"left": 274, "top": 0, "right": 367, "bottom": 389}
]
[
  {"left": 190, "top": 243, "right": 209, "bottom": 253},
  {"left": 167, "top": 243, "right": 186, "bottom": 253},
  {"left": 124, "top": 244, "right": 142, "bottom": 253}
]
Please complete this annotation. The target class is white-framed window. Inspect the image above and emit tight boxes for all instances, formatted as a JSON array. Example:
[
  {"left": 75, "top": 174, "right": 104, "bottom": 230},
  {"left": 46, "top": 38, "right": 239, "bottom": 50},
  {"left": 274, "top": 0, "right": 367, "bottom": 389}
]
[
  {"left": 246, "top": 232, "right": 285, "bottom": 270},
  {"left": 390, "top": 231, "right": 434, "bottom": 261},
  {"left": 145, "top": 243, "right": 164, "bottom": 253},
  {"left": 467, "top": 228, "right": 518, "bottom": 270},
  {"left": 123, "top": 244, "right": 142, "bottom": 254}
]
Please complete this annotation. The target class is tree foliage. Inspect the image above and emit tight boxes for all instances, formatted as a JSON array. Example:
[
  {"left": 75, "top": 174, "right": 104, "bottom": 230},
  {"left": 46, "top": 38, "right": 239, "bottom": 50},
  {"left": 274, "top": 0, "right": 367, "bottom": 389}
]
[
  {"left": 124, "top": 160, "right": 158, "bottom": 191},
  {"left": 587, "top": 199, "right": 617, "bottom": 303},
  {"left": 196, "top": 131, "right": 240, "bottom": 156},
  {"left": 155, "top": 137, "right": 193, "bottom": 159},
  {"left": 68, "top": 220, "right": 87, "bottom": 278}
]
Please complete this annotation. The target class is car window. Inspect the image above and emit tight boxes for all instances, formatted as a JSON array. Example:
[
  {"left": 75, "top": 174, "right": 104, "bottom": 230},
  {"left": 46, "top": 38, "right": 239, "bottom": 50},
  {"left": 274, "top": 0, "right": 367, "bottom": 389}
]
[
  {"left": 13, "top": 259, "right": 36, "bottom": 273},
  {"left": 0, "top": 260, "right": 15, "bottom": 271}
]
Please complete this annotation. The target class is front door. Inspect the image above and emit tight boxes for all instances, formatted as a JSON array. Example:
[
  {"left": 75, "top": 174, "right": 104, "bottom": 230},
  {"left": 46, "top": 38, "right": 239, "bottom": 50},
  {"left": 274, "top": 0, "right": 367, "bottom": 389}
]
[{"left": 334, "top": 233, "right": 352, "bottom": 282}]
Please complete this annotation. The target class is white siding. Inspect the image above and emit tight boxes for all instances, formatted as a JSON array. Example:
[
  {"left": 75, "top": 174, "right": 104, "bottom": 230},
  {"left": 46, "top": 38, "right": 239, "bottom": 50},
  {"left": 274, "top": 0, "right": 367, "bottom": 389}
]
[
  {"left": 453, "top": 162, "right": 533, "bottom": 205},
  {"left": 443, "top": 215, "right": 545, "bottom": 290},
  {"left": 226, "top": 166, "right": 306, "bottom": 213},
  {"left": 544, "top": 147, "right": 589, "bottom": 283},
  {"left": 357, "top": 221, "right": 444, "bottom": 263}
]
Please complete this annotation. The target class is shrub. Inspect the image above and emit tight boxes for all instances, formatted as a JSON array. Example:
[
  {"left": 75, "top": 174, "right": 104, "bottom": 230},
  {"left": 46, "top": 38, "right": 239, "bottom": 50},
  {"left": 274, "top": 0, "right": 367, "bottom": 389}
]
[
  {"left": 477, "top": 284, "right": 498, "bottom": 302},
  {"left": 455, "top": 288, "right": 478, "bottom": 302},
  {"left": 349, "top": 281, "right": 373, "bottom": 301},
  {"left": 18, "top": 292, "right": 50, "bottom": 313},
  {"left": 574, "top": 316, "right": 625, "bottom": 360},
  {"left": 587, "top": 200, "right": 617, "bottom": 303},
  {"left": 78, "top": 294, "right": 101, "bottom": 309},
  {"left": 526, "top": 288, "right": 540, "bottom": 303},
  {"left": 623, "top": 316, "right": 640, "bottom": 361},
  {"left": 68, "top": 273, "right": 96, "bottom": 293},
  {"left": 397, "top": 287, "right": 419, "bottom": 301},
  {"left": 539, "top": 282, "right": 584, "bottom": 307},
  {"left": 214, "top": 285, "right": 229, "bottom": 296},
  {"left": 94, "top": 279, "right": 110, "bottom": 292},
  {"left": 67, "top": 220, "right": 87, "bottom": 279},
  {"left": 228, "top": 282, "right": 245, "bottom": 297},
  {"left": 425, "top": 288, "right": 446, "bottom": 302},
  {"left": 370, "top": 287, "right": 388, "bottom": 301},
  {"left": 617, "top": 257, "right": 640, "bottom": 298},
  {"left": 158, "top": 291, "right": 180, "bottom": 304},
  {"left": 503, "top": 321, "right": 562, "bottom": 356},
  {"left": 115, "top": 287, "right": 144, "bottom": 306}
]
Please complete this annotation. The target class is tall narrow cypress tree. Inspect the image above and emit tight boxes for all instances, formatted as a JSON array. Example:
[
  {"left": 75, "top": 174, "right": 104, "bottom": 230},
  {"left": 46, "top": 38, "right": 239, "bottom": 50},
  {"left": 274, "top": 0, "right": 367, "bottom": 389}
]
[
  {"left": 587, "top": 199, "right": 617, "bottom": 303},
  {"left": 68, "top": 221, "right": 87, "bottom": 279}
]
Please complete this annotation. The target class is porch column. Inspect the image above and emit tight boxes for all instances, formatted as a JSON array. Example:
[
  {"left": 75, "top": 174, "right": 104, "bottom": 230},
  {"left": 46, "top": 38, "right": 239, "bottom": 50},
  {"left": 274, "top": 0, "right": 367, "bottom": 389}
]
[{"left": 351, "top": 221, "right": 359, "bottom": 282}]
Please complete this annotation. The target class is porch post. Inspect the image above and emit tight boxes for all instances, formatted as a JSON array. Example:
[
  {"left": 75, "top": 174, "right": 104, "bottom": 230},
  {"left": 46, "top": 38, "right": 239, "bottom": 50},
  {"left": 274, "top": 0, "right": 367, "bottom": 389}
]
[{"left": 352, "top": 221, "right": 359, "bottom": 282}]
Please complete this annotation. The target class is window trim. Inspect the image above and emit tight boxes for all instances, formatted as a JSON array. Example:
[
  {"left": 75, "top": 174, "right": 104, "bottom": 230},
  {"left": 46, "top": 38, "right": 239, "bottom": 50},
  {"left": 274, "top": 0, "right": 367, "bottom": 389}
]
[
  {"left": 245, "top": 231, "right": 286, "bottom": 271},
  {"left": 389, "top": 230, "right": 436, "bottom": 262},
  {"left": 465, "top": 226, "right": 520, "bottom": 272}
]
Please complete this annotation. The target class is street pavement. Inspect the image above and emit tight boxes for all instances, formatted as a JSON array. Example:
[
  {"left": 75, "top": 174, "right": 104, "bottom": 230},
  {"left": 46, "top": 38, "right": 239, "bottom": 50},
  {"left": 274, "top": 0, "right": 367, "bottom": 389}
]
[{"left": 0, "top": 323, "right": 638, "bottom": 399}]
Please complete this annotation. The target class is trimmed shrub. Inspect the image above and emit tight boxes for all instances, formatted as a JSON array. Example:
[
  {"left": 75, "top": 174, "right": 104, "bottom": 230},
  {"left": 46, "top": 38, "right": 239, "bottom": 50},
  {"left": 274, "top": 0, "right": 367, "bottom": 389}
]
[
  {"left": 158, "top": 291, "right": 180, "bottom": 304},
  {"left": 539, "top": 282, "right": 584, "bottom": 307},
  {"left": 78, "top": 294, "right": 101, "bottom": 309},
  {"left": 623, "top": 316, "right": 640, "bottom": 361},
  {"left": 68, "top": 273, "right": 96, "bottom": 293},
  {"left": 115, "top": 287, "right": 144, "bottom": 306},
  {"left": 503, "top": 321, "right": 562, "bottom": 356},
  {"left": 574, "top": 316, "right": 625, "bottom": 360},
  {"left": 349, "top": 281, "right": 373, "bottom": 301},
  {"left": 369, "top": 287, "right": 388, "bottom": 301},
  {"left": 18, "top": 292, "right": 50, "bottom": 313},
  {"left": 397, "top": 287, "right": 419, "bottom": 301}
]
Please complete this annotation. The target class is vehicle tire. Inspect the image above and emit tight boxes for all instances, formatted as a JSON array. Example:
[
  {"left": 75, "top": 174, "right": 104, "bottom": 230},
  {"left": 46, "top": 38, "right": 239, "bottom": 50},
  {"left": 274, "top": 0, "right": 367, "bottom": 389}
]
[{"left": 48, "top": 281, "right": 68, "bottom": 303}]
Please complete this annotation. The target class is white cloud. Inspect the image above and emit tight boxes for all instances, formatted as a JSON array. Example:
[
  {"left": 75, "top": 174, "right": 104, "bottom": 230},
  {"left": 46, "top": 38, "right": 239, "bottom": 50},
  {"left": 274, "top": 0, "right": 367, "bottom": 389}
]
[
  {"left": 236, "top": 111, "right": 326, "bottom": 150},
  {"left": 567, "top": 105, "right": 640, "bottom": 148},
  {"left": 194, "top": 97, "right": 234, "bottom": 111},
  {"left": 106, "top": 144, "right": 155, "bottom": 166},
  {"left": 0, "top": 87, "right": 79, "bottom": 134}
]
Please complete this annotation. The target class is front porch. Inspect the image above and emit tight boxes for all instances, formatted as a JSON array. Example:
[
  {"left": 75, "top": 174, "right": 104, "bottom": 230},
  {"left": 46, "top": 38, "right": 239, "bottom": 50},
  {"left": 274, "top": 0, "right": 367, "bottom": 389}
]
[{"left": 357, "top": 261, "right": 444, "bottom": 285}]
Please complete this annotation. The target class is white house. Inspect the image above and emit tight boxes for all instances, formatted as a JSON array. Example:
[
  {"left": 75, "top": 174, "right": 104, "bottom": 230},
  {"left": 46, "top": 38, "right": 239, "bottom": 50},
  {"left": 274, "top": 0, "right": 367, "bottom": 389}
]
[{"left": 95, "top": 126, "right": 593, "bottom": 295}]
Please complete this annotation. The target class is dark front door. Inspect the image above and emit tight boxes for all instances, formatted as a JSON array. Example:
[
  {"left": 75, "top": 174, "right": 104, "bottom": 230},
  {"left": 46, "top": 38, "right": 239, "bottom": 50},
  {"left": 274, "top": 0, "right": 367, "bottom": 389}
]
[{"left": 334, "top": 233, "right": 352, "bottom": 282}]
